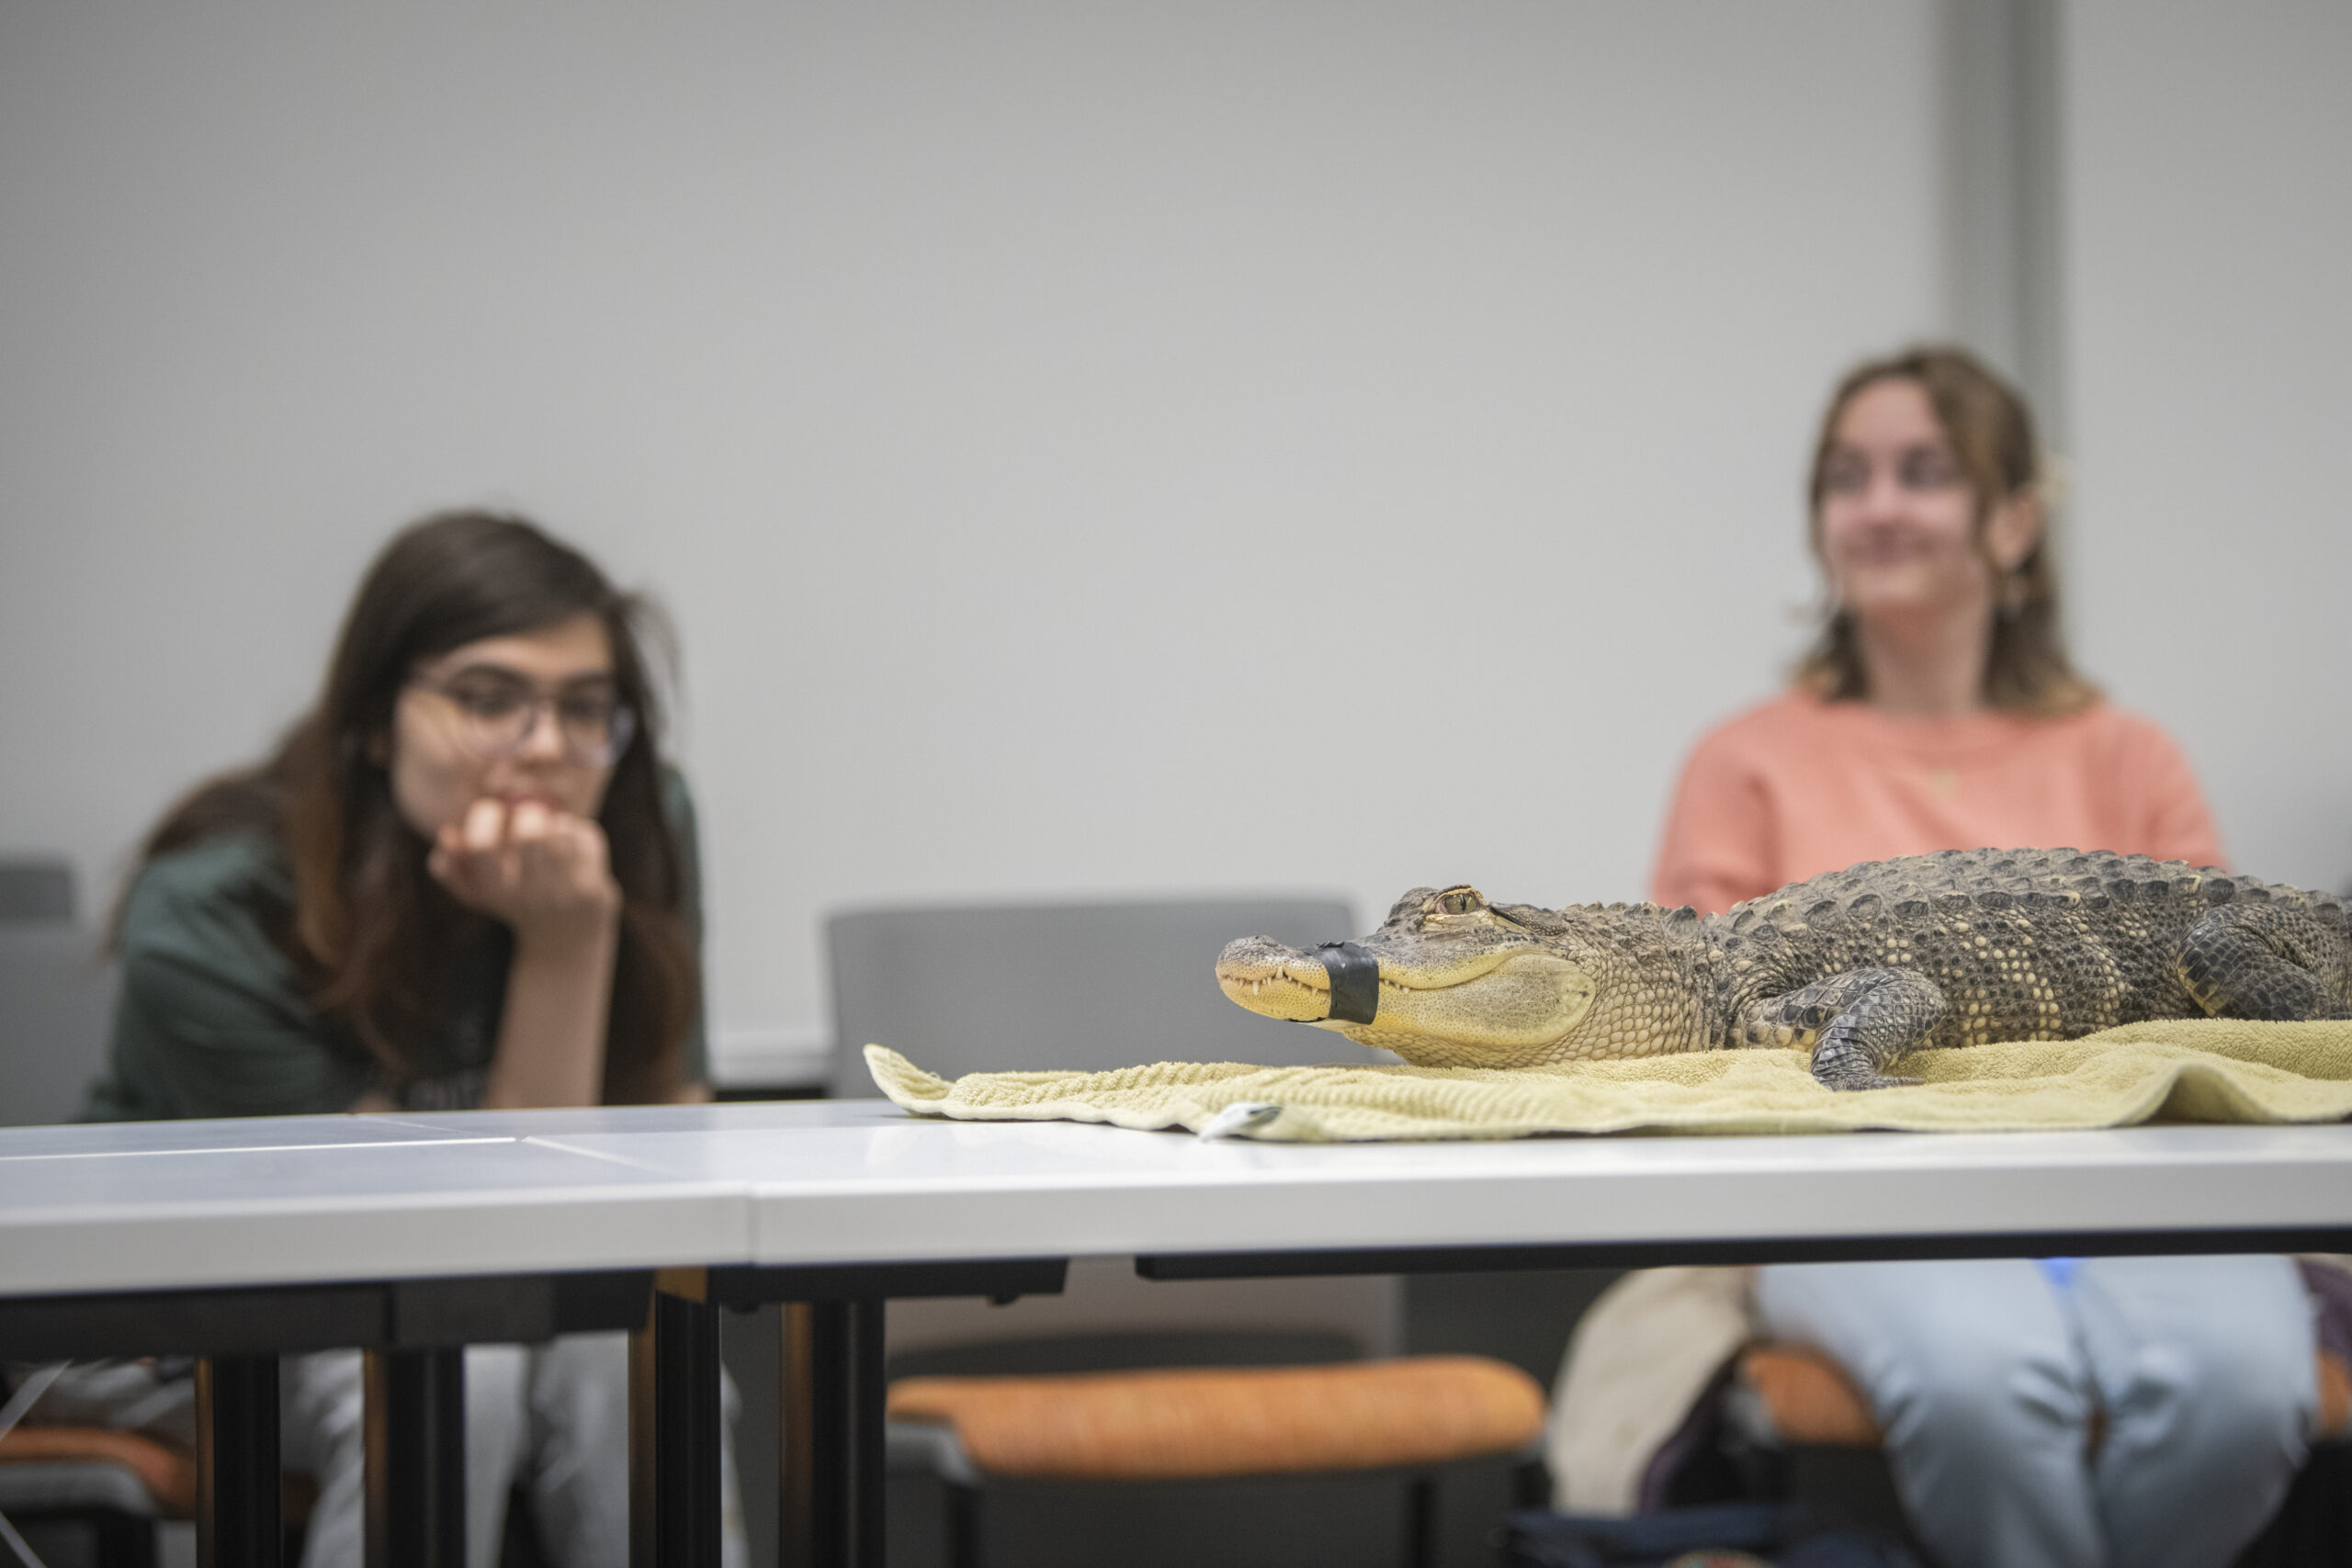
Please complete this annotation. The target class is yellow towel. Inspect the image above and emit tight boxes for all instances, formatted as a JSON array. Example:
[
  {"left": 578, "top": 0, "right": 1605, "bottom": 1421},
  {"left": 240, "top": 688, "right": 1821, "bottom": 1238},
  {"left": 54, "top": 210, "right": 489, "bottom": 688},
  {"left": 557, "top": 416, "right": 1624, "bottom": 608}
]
[{"left": 863, "top": 1019, "right": 2352, "bottom": 1141}]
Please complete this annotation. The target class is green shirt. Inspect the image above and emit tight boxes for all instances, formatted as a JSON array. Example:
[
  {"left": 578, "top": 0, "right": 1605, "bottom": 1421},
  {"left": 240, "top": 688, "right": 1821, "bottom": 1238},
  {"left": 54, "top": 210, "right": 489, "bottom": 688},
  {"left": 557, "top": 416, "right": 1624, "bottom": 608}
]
[{"left": 84, "top": 777, "right": 708, "bottom": 1122}]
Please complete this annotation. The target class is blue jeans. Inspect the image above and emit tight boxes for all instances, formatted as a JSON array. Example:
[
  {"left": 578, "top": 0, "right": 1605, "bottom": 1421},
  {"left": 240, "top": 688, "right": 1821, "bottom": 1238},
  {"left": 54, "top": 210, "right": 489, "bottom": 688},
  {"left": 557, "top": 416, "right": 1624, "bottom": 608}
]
[{"left": 1753, "top": 1257, "right": 2315, "bottom": 1568}]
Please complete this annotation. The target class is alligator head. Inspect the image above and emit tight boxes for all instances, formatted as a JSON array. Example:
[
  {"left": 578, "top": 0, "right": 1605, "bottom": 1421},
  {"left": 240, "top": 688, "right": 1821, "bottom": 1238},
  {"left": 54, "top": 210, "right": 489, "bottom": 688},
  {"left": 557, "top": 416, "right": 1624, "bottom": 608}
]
[{"left": 1216, "top": 885, "right": 1607, "bottom": 1068}]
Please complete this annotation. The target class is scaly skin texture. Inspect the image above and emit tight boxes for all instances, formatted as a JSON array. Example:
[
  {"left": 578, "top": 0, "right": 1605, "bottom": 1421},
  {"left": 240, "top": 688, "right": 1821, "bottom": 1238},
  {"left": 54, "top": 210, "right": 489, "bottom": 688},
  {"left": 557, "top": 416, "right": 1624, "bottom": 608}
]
[{"left": 1215, "top": 849, "right": 2352, "bottom": 1089}]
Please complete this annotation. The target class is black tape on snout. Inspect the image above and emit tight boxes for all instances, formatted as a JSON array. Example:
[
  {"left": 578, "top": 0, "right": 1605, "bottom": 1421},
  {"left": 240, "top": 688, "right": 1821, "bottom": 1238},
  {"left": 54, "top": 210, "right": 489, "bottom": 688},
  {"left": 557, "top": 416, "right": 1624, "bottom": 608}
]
[{"left": 1315, "top": 942, "right": 1381, "bottom": 1025}]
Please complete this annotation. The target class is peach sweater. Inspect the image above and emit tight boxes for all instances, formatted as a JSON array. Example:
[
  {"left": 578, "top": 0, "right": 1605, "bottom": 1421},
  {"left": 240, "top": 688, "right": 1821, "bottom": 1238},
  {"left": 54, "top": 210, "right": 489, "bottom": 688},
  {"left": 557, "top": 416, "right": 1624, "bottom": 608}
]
[{"left": 1651, "top": 691, "right": 2224, "bottom": 916}]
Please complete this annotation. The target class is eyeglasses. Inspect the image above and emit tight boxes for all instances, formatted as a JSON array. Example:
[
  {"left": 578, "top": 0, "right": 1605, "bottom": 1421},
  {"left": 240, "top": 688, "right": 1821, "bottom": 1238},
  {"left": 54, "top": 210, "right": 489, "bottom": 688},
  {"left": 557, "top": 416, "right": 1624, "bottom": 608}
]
[
  {"left": 408, "top": 672, "right": 638, "bottom": 767},
  {"left": 1821, "top": 446, "right": 1963, "bottom": 496}
]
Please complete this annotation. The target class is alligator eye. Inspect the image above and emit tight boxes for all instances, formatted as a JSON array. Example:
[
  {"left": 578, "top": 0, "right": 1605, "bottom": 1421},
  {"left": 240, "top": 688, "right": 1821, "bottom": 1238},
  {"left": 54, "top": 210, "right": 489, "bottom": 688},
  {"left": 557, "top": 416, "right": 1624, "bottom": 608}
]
[{"left": 1435, "top": 888, "right": 1487, "bottom": 917}]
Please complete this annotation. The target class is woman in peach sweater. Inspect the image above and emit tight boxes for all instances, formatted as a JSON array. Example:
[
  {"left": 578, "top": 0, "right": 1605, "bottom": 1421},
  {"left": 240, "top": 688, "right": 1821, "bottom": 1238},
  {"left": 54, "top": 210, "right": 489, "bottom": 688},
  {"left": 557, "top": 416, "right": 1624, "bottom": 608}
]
[{"left": 1650, "top": 348, "right": 2314, "bottom": 1568}]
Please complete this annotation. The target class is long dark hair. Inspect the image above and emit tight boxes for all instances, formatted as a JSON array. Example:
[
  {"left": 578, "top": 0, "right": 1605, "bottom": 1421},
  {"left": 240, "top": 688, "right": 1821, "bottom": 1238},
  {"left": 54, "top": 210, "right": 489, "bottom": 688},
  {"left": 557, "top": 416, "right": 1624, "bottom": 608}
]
[
  {"left": 1794, "top": 345, "right": 2098, "bottom": 717},
  {"left": 131, "top": 511, "right": 697, "bottom": 1103}
]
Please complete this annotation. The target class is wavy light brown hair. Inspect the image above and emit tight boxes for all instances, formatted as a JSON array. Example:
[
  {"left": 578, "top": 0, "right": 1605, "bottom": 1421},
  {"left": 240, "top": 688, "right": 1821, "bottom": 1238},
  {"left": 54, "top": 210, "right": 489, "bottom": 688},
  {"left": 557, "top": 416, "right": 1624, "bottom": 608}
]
[
  {"left": 1794, "top": 345, "right": 2098, "bottom": 717},
  {"left": 131, "top": 512, "right": 697, "bottom": 1103}
]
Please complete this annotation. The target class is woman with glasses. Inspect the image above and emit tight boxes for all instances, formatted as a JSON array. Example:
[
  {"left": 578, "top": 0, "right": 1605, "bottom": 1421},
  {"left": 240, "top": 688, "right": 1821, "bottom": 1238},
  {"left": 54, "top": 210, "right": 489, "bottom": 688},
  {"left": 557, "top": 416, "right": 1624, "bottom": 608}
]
[
  {"left": 74, "top": 510, "right": 741, "bottom": 1566},
  {"left": 1641, "top": 348, "right": 2319, "bottom": 1568},
  {"left": 95, "top": 510, "right": 698, "bottom": 1122}
]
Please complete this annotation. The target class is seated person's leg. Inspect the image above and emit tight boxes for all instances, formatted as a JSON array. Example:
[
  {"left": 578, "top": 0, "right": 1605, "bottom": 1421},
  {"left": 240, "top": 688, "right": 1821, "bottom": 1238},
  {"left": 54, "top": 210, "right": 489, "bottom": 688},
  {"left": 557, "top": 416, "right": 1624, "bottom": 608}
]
[
  {"left": 283, "top": 1344, "right": 528, "bottom": 1568},
  {"left": 1753, "top": 1259, "right": 2096, "bottom": 1568},
  {"left": 2072, "top": 1255, "right": 2315, "bottom": 1568},
  {"left": 462, "top": 1346, "right": 530, "bottom": 1568},
  {"left": 522, "top": 1331, "right": 749, "bottom": 1568},
  {"left": 282, "top": 1349, "right": 365, "bottom": 1568}
]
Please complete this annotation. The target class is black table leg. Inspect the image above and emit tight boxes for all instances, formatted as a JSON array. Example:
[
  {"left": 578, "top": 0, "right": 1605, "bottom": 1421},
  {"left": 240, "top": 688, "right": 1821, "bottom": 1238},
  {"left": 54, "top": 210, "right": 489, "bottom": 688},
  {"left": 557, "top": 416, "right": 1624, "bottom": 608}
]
[
  {"left": 196, "top": 1353, "right": 279, "bottom": 1568},
  {"left": 365, "top": 1346, "right": 466, "bottom": 1567},
  {"left": 850, "top": 1301, "right": 885, "bottom": 1567},
  {"left": 632, "top": 1279, "right": 724, "bottom": 1567},
  {"left": 943, "top": 1481, "right": 984, "bottom": 1568},
  {"left": 1403, "top": 1474, "right": 1437, "bottom": 1568},
  {"left": 780, "top": 1298, "right": 887, "bottom": 1568}
]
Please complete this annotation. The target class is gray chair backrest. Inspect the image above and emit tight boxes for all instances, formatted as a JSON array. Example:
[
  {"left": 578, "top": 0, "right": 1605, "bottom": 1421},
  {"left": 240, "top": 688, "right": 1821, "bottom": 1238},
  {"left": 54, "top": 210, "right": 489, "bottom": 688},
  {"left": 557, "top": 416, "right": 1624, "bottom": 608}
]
[
  {"left": 826, "top": 896, "right": 1376, "bottom": 1098},
  {"left": 0, "top": 859, "right": 74, "bottom": 921},
  {"left": 0, "top": 858, "right": 115, "bottom": 1126}
]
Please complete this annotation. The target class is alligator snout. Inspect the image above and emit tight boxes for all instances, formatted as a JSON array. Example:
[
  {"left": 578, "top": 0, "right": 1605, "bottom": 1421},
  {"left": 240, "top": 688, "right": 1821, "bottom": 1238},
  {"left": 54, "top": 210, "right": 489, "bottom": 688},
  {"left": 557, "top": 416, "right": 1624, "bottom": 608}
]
[
  {"left": 1216, "top": 936, "right": 1345, "bottom": 1023},
  {"left": 1218, "top": 907, "right": 1602, "bottom": 1066}
]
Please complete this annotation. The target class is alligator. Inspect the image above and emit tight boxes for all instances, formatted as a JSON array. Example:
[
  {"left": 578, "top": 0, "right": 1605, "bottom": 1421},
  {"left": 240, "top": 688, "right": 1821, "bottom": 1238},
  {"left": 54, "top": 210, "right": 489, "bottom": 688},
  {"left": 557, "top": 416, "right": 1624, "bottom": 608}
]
[{"left": 1215, "top": 849, "right": 2352, "bottom": 1090}]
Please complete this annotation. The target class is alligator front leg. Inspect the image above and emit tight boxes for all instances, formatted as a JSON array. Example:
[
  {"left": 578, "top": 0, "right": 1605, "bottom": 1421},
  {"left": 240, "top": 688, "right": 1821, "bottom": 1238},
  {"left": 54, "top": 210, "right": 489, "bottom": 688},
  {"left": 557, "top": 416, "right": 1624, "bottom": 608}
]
[
  {"left": 1741, "top": 968, "right": 1947, "bottom": 1090},
  {"left": 2178, "top": 902, "right": 2352, "bottom": 1021}
]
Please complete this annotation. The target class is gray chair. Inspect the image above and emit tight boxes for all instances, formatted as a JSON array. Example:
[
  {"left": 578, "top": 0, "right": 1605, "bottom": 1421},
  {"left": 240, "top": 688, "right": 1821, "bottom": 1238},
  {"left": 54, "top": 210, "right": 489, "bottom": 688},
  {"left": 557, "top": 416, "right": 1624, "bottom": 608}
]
[
  {"left": 0, "top": 856, "right": 116, "bottom": 1127},
  {"left": 1, "top": 860, "right": 163, "bottom": 1566},
  {"left": 825, "top": 895, "right": 1385, "bottom": 1100},
  {"left": 0, "top": 1460, "right": 173, "bottom": 1568}
]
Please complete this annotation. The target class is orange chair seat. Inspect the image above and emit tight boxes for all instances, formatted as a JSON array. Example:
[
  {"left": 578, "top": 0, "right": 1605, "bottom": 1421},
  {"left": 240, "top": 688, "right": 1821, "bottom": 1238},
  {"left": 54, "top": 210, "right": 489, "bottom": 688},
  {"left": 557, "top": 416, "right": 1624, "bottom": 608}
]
[
  {"left": 1741, "top": 1345, "right": 2352, "bottom": 1448},
  {"left": 887, "top": 1354, "right": 1546, "bottom": 1481},
  {"left": 0, "top": 1426, "right": 197, "bottom": 1516}
]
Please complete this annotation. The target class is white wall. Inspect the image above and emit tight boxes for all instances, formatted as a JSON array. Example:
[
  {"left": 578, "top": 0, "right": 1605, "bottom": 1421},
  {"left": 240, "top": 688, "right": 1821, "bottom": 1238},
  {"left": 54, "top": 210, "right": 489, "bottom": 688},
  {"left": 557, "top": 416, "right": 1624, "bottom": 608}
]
[
  {"left": 0, "top": 4, "right": 1946, "bottom": 1074},
  {"left": 2063, "top": 2, "right": 2352, "bottom": 890}
]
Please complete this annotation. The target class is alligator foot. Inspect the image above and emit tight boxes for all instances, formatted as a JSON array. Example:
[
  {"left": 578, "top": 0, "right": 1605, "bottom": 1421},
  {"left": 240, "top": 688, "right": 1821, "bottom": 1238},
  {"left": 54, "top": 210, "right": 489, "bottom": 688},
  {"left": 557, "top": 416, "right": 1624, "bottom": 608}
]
[
  {"left": 1800, "top": 968, "right": 1946, "bottom": 1091},
  {"left": 2179, "top": 903, "right": 2352, "bottom": 1021}
]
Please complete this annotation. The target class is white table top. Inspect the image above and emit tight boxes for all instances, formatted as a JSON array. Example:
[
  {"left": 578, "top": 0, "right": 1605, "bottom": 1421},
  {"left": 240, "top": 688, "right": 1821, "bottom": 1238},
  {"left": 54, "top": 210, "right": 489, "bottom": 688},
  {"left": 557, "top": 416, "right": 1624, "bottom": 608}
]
[
  {"left": 4, "top": 1101, "right": 2347, "bottom": 1298},
  {"left": 0, "top": 1110, "right": 751, "bottom": 1295}
]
